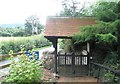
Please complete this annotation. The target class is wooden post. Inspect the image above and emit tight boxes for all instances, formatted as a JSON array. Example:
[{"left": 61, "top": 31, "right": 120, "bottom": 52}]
[
  {"left": 87, "top": 42, "right": 90, "bottom": 53},
  {"left": 87, "top": 42, "right": 90, "bottom": 76},
  {"left": 97, "top": 67, "right": 101, "bottom": 82},
  {"left": 44, "top": 36, "right": 60, "bottom": 74},
  {"left": 52, "top": 38, "right": 58, "bottom": 74},
  {"left": 58, "top": 52, "right": 60, "bottom": 67},
  {"left": 72, "top": 52, "right": 75, "bottom": 75},
  {"left": 65, "top": 52, "right": 66, "bottom": 65}
]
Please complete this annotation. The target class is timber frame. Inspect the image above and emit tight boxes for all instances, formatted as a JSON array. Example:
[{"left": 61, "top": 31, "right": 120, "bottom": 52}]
[
  {"left": 45, "top": 36, "right": 72, "bottom": 74},
  {"left": 45, "top": 36, "right": 91, "bottom": 76},
  {"left": 44, "top": 16, "right": 96, "bottom": 75}
]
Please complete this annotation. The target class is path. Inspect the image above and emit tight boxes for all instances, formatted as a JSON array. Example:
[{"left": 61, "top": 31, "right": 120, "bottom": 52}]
[{"left": 0, "top": 57, "right": 18, "bottom": 77}]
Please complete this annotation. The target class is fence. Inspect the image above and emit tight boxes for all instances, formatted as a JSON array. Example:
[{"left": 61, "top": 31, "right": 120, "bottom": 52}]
[
  {"left": 58, "top": 52, "right": 88, "bottom": 66},
  {"left": 90, "top": 61, "right": 120, "bottom": 83},
  {"left": 57, "top": 52, "right": 89, "bottom": 76}
]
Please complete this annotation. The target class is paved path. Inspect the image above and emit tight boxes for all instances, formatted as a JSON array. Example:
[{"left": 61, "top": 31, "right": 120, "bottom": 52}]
[{"left": 0, "top": 57, "right": 19, "bottom": 77}]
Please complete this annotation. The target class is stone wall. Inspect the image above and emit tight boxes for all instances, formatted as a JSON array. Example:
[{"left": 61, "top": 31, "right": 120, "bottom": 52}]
[{"left": 41, "top": 50, "right": 55, "bottom": 72}]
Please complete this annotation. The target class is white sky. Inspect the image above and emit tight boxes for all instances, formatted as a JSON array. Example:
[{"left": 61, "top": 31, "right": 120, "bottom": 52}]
[{"left": 0, "top": 0, "right": 96, "bottom": 24}]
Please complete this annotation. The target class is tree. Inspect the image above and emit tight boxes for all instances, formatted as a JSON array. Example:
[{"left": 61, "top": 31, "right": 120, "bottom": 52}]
[
  {"left": 72, "top": 0, "right": 120, "bottom": 66},
  {"left": 59, "top": 0, "right": 87, "bottom": 17},
  {"left": 24, "top": 15, "right": 44, "bottom": 36},
  {"left": 91, "top": 1, "right": 117, "bottom": 22}
]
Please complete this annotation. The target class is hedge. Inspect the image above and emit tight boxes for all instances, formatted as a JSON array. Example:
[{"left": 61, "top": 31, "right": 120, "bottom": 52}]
[{"left": 0, "top": 34, "right": 51, "bottom": 54}]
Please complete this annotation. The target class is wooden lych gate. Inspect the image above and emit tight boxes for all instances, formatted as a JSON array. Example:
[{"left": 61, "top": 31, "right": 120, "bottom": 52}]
[
  {"left": 57, "top": 52, "right": 90, "bottom": 76},
  {"left": 44, "top": 16, "right": 97, "bottom": 76},
  {"left": 45, "top": 36, "right": 91, "bottom": 76}
]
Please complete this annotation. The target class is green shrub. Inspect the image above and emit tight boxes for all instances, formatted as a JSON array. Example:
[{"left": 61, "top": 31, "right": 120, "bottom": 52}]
[
  {"left": 96, "top": 33, "right": 117, "bottom": 44},
  {"left": 0, "top": 34, "right": 51, "bottom": 54},
  {"left": 3, "top": 50, "right": 42, "bottom": 83},
  {"left": 59, "top": 39, "right": 73, "bottom": 52},
  {"left": 96, "top": 10, "right": 117, "bottom": 22}
]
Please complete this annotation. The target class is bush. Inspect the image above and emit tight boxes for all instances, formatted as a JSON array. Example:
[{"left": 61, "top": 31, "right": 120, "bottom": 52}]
[
  {"left": 59, "top": 39, "right": 73, "bottom": 52},
  {"left": 3, "top": 50, "right": 42, "bottom": 83},
  {"left": 0, "top": 34, "right": 51, "bottom": 54}
]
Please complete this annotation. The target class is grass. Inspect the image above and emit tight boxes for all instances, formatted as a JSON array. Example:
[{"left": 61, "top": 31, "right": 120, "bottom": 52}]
[
  {"left": 0, "top": 35, "right": 42, "bottom": 42},
  {"left": 32, "top": 45, "right": 51, "bottom": 51}
]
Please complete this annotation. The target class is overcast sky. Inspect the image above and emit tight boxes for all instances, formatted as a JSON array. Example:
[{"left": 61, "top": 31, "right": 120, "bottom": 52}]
[{"left": 0, "top": 0, "right": 97, "bottom": 24}]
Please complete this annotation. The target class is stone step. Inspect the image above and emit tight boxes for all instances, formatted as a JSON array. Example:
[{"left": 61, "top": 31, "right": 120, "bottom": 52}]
[{"left": 57, "top": 76, "right": 102, "bottom": 84}]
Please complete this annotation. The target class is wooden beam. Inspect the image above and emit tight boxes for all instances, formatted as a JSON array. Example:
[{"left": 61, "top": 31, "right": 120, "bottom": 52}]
[
  {"left": 53, "top": 38, "right": 58, "bottom": 74},
  {"left": 45, "top": 36, "right": 72, "bottom": 39},
  {"left": 44, "top": 36, "right": 72, "bottom": 74}
]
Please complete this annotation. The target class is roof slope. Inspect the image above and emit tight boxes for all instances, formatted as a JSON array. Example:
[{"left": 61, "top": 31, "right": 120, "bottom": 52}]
[{"left": 45, "top": 17, "right": 97, "bottom": 37}]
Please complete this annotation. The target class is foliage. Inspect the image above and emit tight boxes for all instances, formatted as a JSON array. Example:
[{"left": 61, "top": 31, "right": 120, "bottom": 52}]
[
  {"left": 92, "top": 1, "right": 119, "bottom": 22},
  {"left": 97, "top": 10, "right": 117, "bottom": 22},
  {"left": 0, "top": 27, "right": 26, "bottom": 37},
  {"left": 59, "top": 0, "right": 87, "bottom": 17},
  {"left": 102, "top": 52, "right": 120, "bottom": 84},
  {"left": 3, "top": 49, "right": 42, "bottom": 83},
  {"left": 59, "top": 39, "right": 73, "bottom": 52},
  {"left": 0, "top": 34, "right": 51, "bottom": 54},
  {"left": 72, "top": 22, "right": 117, "bottom": 44},
  {"left": 71, "top": 1, "right": 120, "bottom": 82},
  {"left": 96, "top": 33, "right": 117, "bottom": 44},
  {"left": 0, "top": 15, "right": 44, "bottom": 37},
  {"left": 25, "top": 15, "right": 44, "bottom": 35}
]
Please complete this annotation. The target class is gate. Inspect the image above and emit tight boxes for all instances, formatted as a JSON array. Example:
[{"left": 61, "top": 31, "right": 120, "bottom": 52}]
[{"left": 57, "top": 52, "right": 89, "bottom": 76}]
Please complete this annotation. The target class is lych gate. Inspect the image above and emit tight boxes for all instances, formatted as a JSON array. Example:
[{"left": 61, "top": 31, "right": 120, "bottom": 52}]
[
  {"left": 58, "top": 51, "right": 89, "bottom": 76},
  {"left": 44, "top": 16, "right": 97, "bottom": 76}
]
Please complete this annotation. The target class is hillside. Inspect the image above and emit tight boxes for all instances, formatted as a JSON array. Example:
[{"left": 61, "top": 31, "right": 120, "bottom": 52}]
[{"left": 0, "top": 23, "right": 24, "bottom": 28}]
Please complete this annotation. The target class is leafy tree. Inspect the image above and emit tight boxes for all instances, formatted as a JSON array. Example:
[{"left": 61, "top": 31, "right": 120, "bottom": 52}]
[
  {"left": 0, "top": 27, "right": 25, "bottom": 37},
  {"left": 59, "top": 0, "right": 87, "bottom": 17},
  {"left": 71, "top": 1, "right": 120, "bottom": 82},
  {"left": 25, "top": 15, "right": 44, "bottom": 36},
  {"left": 24, "top": 21, "right": 32, "bottom": 36},
  {"left": 92, "top": 2, "right": 117, "bottom": 22},
  {"left": 72, "top": 1, "right": 120, "bottom": 58}
]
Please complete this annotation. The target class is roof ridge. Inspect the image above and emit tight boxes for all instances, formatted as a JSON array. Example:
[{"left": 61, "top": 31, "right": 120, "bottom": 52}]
[{"left": 47, "top": 16, "right": 96, "bottom": 19}]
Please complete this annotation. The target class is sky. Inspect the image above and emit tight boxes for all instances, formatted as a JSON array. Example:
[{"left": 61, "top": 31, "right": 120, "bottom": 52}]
[{"left": 0, "top": 0, "right": 97, "bottom": 25}]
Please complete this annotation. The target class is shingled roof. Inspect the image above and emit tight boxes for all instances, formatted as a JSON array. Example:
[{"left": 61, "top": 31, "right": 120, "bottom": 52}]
[{"left": 44, "top": 16, "right": 97, "bottom": 37}]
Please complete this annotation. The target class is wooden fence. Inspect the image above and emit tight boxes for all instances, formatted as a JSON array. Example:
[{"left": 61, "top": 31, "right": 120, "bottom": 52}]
[
  {"left": 57, "top": 52, "right": 89, "bottom": 76},
  {"left": 58, "top": 52, "right": 88, "bottom": 66}
]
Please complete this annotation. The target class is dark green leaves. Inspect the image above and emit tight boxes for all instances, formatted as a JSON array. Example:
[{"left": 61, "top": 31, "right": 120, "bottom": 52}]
[
  {"left": 96, "top": 33, "right": 117, "bottom": 43},
  {"left": 72, "top": 22, "right": 117, "bottom": 44}
]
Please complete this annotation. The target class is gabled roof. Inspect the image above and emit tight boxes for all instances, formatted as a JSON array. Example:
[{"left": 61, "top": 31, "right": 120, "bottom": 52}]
[{"left": 44, "top": 16, "right": 97, "bottom": 37}]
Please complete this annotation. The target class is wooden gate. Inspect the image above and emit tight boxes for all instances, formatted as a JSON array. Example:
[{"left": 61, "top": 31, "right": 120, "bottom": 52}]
[{"left": 57, "top": 52, "right": 89, "bottom": 76}]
